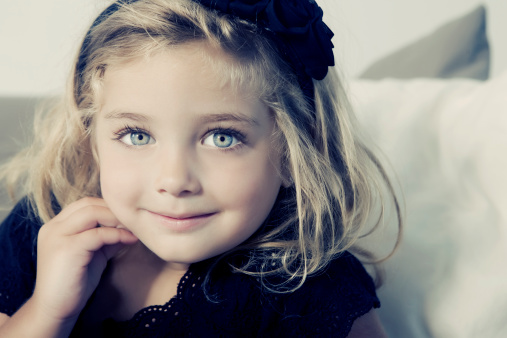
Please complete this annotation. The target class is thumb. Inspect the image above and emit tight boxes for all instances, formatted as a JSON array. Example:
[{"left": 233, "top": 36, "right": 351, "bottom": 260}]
[
  {"left": 96, "top": 227, "right": 138, "bottom": 260},
  {"left": 101, "top": 239, "right": 137, "bottom": 260}
]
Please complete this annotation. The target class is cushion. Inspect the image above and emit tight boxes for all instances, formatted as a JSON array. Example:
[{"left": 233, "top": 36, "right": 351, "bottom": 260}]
[
  {"left": 360, "top": 6, "right": 490, "bottom": 80},
  {"left": 350, "top": 70, "right": 507, "bottom": 337},
  {"left": 0, "top": 97, "right": 38, "bottom": 221}
]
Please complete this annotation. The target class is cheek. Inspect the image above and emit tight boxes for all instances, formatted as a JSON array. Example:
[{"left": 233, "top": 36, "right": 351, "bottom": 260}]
[
  {"left": 97, "top": 145, "right": 143, "bottom": 203},
  {"left": 210, "top": 154, "right": 282, "bottom": 214}
]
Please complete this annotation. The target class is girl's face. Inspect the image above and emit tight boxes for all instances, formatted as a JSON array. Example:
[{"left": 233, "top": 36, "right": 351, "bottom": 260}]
[{"left": 94, "top": 42, "right": 283, "bottom": 267}]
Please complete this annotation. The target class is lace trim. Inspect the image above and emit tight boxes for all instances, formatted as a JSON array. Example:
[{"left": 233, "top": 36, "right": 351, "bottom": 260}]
[{"left": 103, "top": 266, "right": 204, "bottom": 335}]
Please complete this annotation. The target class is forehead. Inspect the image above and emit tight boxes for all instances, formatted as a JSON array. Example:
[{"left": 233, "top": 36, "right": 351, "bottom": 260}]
[
  {"left": 98, "top": 42, "right": 271, "bottom": 123},
  {"left": 99, "top": 41, "right": 266, "bottom": 103}
]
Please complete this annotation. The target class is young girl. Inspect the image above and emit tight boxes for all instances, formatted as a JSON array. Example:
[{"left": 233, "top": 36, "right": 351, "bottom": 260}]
[{"left": 0, "top": 0, "right": 401, "bottom": 336}]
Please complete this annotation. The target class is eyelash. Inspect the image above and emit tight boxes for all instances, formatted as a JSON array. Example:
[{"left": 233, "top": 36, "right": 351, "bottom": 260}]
[
  {"left": 202, "top": 127, "right": 247, "bottom": 152},
  {"left": 112, "top": 124, "right": 247, "bottom": 151},
  {"left": 112, "top": 124, "right": 152, "bottom": 146}
]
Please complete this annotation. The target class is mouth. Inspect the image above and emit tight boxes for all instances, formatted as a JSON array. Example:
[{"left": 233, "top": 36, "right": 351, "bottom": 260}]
[
  {"left": 151, "top": 211, "right": 216, "bottom": 220},
  {"left": 146, "top": 210, "right": 217, "bottom": 232}
]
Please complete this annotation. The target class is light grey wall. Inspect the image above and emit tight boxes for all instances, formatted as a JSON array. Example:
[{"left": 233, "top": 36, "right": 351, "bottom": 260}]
[
  {"left": 0, "top": 0, "right": 106, "bottom": 96},
  {"left": 0, "top": 0, "right": 506, "bottom": 96},
  {"left": 322, "top": 0, "right": 507, "bottom": 78}
]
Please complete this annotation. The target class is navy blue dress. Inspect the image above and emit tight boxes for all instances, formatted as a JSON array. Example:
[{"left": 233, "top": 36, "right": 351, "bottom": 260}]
[{"left": 0, "top": 198, "right": 380, "bottom": 337}]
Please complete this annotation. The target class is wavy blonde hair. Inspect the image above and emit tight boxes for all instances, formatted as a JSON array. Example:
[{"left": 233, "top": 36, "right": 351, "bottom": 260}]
[{"left": 1, "top": 0, "right": 402, "bottom": 291}]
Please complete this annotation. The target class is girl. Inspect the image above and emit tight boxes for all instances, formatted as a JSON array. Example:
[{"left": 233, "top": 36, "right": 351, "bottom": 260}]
[{"left": 0, "top": 0, "right": 401, "bottom": 336}]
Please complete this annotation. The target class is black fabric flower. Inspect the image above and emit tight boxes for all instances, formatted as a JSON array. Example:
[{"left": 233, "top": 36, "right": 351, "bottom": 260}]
[
  {"left": 229, "top": 0, "right": 271, "bottom": 20},
  {"left": 266, "top": 0, "right": 334, "bottom": 80},
  {"left": 198, "top": 0, "right": 270, "bottom": 18},
  {"left": 197, "top": 0, "right": 334, "bottom": 81}
]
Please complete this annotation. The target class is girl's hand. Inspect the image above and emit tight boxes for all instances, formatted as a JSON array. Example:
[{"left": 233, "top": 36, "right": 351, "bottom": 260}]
[{"left": 31, "top": 197, "right": 138, "bottom": 326}]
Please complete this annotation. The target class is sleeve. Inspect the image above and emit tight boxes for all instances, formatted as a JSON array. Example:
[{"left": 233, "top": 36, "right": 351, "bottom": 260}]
[
  {"left": 260, "top": 252, "right": 381, "bottom": 337},
  {"left": 0, "top": 198, "right": 41, "bottom": 316}
]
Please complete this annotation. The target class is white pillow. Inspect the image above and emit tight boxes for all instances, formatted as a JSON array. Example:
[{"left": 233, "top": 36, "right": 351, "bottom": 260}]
[{"left": 349, "top": 71, "right": 507, "bottom": 338}]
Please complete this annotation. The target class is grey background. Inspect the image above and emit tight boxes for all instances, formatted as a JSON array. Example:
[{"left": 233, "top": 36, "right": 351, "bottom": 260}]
[{"left": 0, "top": 0, "right": 506, "bottom": 97}]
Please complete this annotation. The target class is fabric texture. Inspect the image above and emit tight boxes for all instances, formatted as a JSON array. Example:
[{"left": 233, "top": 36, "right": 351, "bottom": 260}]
[
  {"left": 360, "top": 6, "right": 489, "bottom": 80},
  {"left": 0, "top": 198, "right": 38, "bottom": 316},
  {"left": 0, "top": 198, "right": 380, "bottom": 337}
]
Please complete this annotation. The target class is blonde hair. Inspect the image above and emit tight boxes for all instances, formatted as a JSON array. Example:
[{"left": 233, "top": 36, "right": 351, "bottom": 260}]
[{"left": 1, "top": 0, "right": 401, "bottom": 291}]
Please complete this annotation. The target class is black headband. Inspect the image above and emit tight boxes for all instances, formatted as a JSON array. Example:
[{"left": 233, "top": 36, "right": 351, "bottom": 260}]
[{"left": 76, "top": 0, "right": 334, "bottom": 104}]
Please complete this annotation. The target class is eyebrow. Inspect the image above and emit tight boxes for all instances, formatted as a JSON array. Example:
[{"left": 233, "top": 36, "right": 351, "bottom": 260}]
[
  {"left": 104, "top": 110, "right": 151, "bottom": 122},
  {"left": 104, "top": 110, "right": 259, "bottom": 126},
  {"left": 197, "top": 112, "right": 260, "bottom": 126}
]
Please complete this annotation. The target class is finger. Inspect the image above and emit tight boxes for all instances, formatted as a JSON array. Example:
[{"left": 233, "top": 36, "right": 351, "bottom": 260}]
[
  {"left": 52, "top": 197, "right": 108, "bottom": 221},
  {"left": 101, "top": 243, "right": 129, "bottom": 261},
  {"left": 73, "top": 227, "right": 138, "bottom": 254},
  {"left": 57, "top": 204, "right": 123, "bottom": 235}
]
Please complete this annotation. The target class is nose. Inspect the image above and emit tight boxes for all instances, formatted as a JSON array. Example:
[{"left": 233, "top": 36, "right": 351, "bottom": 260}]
[{"left": 153, "top": 146, "right": 202, "bottom": 197}]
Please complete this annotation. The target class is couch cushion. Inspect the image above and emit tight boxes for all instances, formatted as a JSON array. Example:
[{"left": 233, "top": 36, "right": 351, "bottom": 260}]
[
  {"left": 360, "top": 6, "right": 490, "bottom": 80},
  {"left": 0, "top": 97, "right": 39, "bottom": 221}
]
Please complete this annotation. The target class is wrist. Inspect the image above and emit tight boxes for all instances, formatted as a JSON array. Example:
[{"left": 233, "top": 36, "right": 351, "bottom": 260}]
[{"left": 0, "top": 297, "right": 78, "bottom": 338}]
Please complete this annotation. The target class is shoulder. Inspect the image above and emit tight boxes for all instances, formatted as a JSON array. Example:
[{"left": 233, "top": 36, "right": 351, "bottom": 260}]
[
  {"left": 294, "top": 252, "right": 380, "bottom": 309},
  {"left": 317, "top": 251, "right": 379, "bottom": 302},
  {"left": 261, "top": 252, "right": 381, "bottom": 336},
  {"left": 0, "top": 197, "right": 42, "bottom": 316},
  {"left": 0, "top": 197, "right": 41, "bottom": 252}
]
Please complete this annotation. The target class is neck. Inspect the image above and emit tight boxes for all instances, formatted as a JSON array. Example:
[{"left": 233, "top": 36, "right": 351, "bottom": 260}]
[
  {"left": 82, "top": 242, "right": 190, "bottom": 324},
  {"left": 118, "top": 241, "right": 191, "bottom": 274}
]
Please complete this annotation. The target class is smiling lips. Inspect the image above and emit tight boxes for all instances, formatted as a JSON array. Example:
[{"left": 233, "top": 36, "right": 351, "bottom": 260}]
[{"left": 147, "top": 210, "right": 217, "bottom": 232}]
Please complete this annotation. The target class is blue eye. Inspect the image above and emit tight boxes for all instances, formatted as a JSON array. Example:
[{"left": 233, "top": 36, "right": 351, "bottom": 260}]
[
  {"left": 203, "top": 131, "right": 240, "bottom": 148},
  {"left": 117, "top": 129, "right": 154, "bottom": 146},
  {"left": 130, "top": 132, "right": 151, "bottom": 146},
  {"left": 213, "top": 133, "right": 233, "bottom": 148}
]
